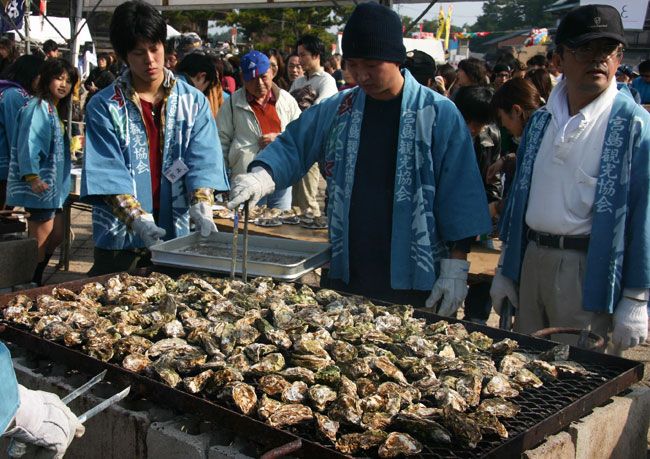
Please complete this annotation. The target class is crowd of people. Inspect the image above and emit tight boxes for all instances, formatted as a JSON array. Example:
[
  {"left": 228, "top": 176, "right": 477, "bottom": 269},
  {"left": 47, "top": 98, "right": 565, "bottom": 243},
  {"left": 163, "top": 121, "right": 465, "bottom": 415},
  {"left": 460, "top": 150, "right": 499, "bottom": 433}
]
[{"left": 1, "top": 2, "right": 650, "bottom": 455}]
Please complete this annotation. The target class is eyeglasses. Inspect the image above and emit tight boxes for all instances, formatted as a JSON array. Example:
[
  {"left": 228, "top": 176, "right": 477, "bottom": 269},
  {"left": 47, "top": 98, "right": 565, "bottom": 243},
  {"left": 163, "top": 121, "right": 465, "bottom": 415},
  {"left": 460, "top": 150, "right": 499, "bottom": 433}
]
[{"left": 566, "top": 44, "right": 624, "bottom": 63}]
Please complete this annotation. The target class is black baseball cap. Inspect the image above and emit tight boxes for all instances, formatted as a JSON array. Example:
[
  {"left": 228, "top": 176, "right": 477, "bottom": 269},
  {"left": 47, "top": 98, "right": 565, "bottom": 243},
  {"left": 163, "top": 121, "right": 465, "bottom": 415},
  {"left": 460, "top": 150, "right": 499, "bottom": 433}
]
[{"left": 555, "top": 4, "right": 627, "bottom": 48}]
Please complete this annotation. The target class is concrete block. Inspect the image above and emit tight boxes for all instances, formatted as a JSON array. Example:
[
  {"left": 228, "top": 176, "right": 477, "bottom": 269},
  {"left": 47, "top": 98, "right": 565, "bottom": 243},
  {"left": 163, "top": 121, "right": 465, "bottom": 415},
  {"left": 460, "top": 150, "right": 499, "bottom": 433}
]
[
  {"left": 570, "top": 384, "right": 650, "bottom": 459},
  {"left": 523, "top": 431, "right": 575, "bottom": 459},
  {"left": 0, "top": 237, "right": 37, "bottom": 288},
  {"left": 147, "top": 419, "right": 212, "bottom": 459},
  {"left": 208, "top": 435, "right": 257, "bottom": 459}
]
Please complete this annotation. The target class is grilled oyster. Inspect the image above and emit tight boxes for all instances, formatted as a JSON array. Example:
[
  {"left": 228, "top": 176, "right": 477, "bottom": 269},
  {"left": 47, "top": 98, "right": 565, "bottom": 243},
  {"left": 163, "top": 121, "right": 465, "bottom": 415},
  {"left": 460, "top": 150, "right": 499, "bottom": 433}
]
[
  {"left": 205, "top": 367, "right": 244, "bottom": 394},
  {"left": 539, "top": 344, "right": 570, "bottom": 362},
  {"left": 433, "top": 386, "right": 468, "bottom": 412},
  {"left": 328, "top": 395, "right": 362, "bottom": 426},
  {"left": 281, "top": 381, "right": 308, "bottom": 404},
  {"left": 443, "top": 408, "right": 482, "bottom": 449},
  {"left": 43, "top": 321, "right": 72, "bottom": 342},
  {"left": 145, "top": 338, "right": 202, "bottom": 359},
  {"left": 63, "top": 330, "right": 83, "bottom": 347},
  {"left": 492, "top": 338, "right": 518, "bottom": 355},
  {"left": 499, "top": 352, "right": 530, "bottom": 376},
  {"left": 308, "top": 384, "right": 338, "bottom": 412},
  {"left": 314, "top": 412, "right": 339, "bottom": 443},
  {"left": 267, "top": 403, "right": 313, "bottom": 428},
  {"left": 338, "top": 375, "right": 358, "bottom": 399},
  {"left": 315, "top": 365, "right": 341, "bottom": 387},
  {"left": 114, "top": 335, "right": 153, "bottom": 360},
  {"left": 84, "top": 332, "right": 117, "bottom": 362},
  {"left": 122, "top": 353, "right": 152, "bottom": 373},
  {"left": 340, "top": 358, "right": 373, "bottom": 379},
  {"left": 278, "top": 366, "right": 315, "bottom": 384},
  {"left": 291, "top": 353, "right": 332, "bottom": 371},
  {"left": 34, "top": 315, "right": 61, "bottom": 334},
  {"left": 482, "top": 373, "right": 520, "bottom": 398},
  {"left": 356, "top": 378, "right": 377, "bottom": 398},
  {"left": 257, "top": 374, "right": 291, "bottom": 396},
  {"left": 249, "top": 353, "right": 285, "bottom": 375},
  {"left": 254, "top": 318, "right": 292, "bottom": 349},
  {"left": 336, "top": 430, "right": 388, "bottom": 455},
  {"left": 162, "top": 320, "right": 186, "bottom": 338},
  {"left": 372, "top": 356, "right": 407, "bottom": 384},
  {"left": 243, "top": 343, "right": 278, "bottom": 363},
  {"left": 392, "top": 413, "right": 452, "bottom": 444},
  {"left": 477, "top": 397, "right": 521, "bottom": 418},
  {"left": 378, "top": 432, "right": 422, "bottom": 458},
  {"left": 220, "top": 382, "right": 257, "bottom": 415},
  {"left": 153, "top": 356, "right": 182, "bottom": 387},
  {"left": 183, "top": 370, "right": 214, "bottom": 394},
  {"left": 526, "top": 360, "right": 558, "bottom": 382},
  {"left": 555, "top": 361, "right": 592, "bottom": 377},
  {"left": 512, "top": 368, "right": 544, "bottom": 389},
  {"left": 469, "top": 411, "right": 508, "bottom": 439},
  {"left": 258, "top": 394, "right": 283, "bottom": 420},
  {"left": 361, "top": 411, "right": 394, "bottom": 430},
  {"left": 468, "top": 331, "right": 494, "bottom": 351},
  {"left": 328, "top": 340, "right": 358, "bottom": 363}
]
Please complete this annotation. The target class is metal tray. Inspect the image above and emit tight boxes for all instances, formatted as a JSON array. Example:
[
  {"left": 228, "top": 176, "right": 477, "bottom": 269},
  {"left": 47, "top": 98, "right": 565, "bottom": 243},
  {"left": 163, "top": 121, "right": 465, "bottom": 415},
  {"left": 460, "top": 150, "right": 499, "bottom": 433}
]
[{"left": 150, "top": 232, "right": 330, "bottom": 280}]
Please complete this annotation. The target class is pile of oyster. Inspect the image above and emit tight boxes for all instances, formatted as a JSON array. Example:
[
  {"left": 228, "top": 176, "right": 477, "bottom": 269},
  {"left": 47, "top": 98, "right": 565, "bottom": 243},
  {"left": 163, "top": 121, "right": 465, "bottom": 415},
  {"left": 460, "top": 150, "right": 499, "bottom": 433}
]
[{"left": 2, "top": 273, "right": 591, "bottom": 457}]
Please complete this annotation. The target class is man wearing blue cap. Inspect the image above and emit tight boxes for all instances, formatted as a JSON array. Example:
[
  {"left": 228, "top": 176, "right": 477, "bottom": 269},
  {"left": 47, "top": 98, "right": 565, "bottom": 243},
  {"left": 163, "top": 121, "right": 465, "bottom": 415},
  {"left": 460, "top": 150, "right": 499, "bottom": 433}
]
[
  {"left": 491, "top": 4, "right": 650, "bottom": 352},
  {"left": 227, "top": 3, "right": 491, "bottom": 313},
  {"left": 217, "top": 50, "right": 301, "bottom": 210}
]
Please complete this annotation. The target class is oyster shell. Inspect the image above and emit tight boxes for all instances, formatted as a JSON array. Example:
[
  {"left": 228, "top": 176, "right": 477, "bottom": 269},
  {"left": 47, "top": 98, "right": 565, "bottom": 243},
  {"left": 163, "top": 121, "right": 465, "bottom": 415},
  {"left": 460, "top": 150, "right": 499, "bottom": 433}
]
[
  {"left": 482, "top": 373, "right": 520, "bottom": 398},
  {"left": 526, "top": 359, "right": 558, "bottom": 382},
  {"left": 328, "top": 340, "right": 358, "bottom": 363},
  {"left": 258, "top": 394, "right": 283, "bottom": 420},
  {"left": 43, "top": 321, "right": 72, "bottom": 342},
  {"left": 360, "top": 411, "right": 393, "bottom": 430},
  {"left": 314, "top": 412, "right": 339, "bottom": 443},
  {"left": 249, "top": 353, "right": 285, "bottom": 375},
  {"left": 336, "top": 430, "right": 388, "bottom": 455},
  {"left": 512, "top": 368, "right": 544, "bottom": 389},
  {"left": 183, "top": 370, "right": 214, "bottom": 394},
  {"left": 257, "top": 374, "right": 291, "bottom": 396},
  {"left": 267, "top": 403, "right": 313, "bottom": 428},
  {"left": 122, "top": 353, "right": 152, "bottom": 373},
  {"left": 477, "top": 397, "right": 521, "bottom": 418},
  {"left": 278, "top": 366, "right": 315, "bottom": 384},
  {"left": 308, "top": 384, "right": 338, "bottom": 412},
  {"left": 328, "top": 395, "right": 362, "bottom": 426},
  {"left": 392, "top": 413, "right": 452, "bottom": 444},
  {"left": 378, "top": 432, "right": 422, "bottom": 458},
  {"left": 220, "top": 382, "right": 257, "bottom": 415},
  {"left": 372, "top": 356, "right": 408, "bottom": 384},
  {"left": 492, "top": 338, "right": 518, "bottom": 355},
  {"left": 281, "top": 381, "right": 308, "bottom": 404},
  {"left": 162, "top": 320, "right": 186, "bottom": 338},
  {"left": 315, "top": 365, "right": 341, "bottom": 387},
  {"left": 469, "top": 411, "right": 508, "bottom": 438},
  {"left": 443, "top": 408, "right": 483, "bottom": 448}
]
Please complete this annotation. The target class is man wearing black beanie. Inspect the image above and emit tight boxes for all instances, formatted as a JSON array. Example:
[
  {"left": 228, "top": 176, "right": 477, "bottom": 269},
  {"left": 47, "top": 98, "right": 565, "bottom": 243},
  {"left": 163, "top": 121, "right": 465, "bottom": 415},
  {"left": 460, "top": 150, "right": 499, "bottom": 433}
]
[{"left": 228, "top": 2, "right": 491, "bottom": 314}]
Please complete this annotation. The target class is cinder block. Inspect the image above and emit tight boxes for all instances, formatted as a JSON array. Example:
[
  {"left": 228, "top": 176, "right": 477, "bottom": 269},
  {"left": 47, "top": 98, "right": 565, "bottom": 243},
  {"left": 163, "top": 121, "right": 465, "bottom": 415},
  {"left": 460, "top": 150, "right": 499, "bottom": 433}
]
[
  {"left": 0, "top": 237, "right": 37, "bottom": 288},
  {"left": 208, "top": 435, "right": 257, "bottom": 459},
  {"left": 147, "top": 419, "right": 211, "bottom": 459},
  {"left": 523, "top": 431, "right": 575, "bottom": 459},
  {"left": 570, "top": 384, "right": 650, "bottom": 459}
]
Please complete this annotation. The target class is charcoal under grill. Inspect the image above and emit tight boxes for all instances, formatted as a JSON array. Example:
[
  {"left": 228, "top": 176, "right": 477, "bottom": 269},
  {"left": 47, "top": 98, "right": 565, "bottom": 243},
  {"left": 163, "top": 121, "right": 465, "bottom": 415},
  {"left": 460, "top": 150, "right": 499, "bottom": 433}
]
[{"left": 0, "top": 273, "right": 643, "bottom": 459}]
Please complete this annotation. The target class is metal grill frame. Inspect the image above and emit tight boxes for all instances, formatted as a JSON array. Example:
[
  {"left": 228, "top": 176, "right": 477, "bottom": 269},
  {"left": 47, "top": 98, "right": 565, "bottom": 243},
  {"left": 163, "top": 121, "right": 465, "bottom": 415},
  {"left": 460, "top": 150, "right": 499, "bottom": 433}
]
[{"left": 0, "top": 273, "right": 644, "bottom": 458}]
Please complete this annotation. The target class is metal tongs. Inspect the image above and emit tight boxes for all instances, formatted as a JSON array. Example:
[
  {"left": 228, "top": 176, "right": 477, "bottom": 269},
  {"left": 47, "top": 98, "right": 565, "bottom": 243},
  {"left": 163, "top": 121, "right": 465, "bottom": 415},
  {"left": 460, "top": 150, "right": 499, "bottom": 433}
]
[
  {"left": 8, "top": 370, "right": 131, "bottom": 457},
  {"left": 230, "top": 201, "right": 250, "bottom": 282}
]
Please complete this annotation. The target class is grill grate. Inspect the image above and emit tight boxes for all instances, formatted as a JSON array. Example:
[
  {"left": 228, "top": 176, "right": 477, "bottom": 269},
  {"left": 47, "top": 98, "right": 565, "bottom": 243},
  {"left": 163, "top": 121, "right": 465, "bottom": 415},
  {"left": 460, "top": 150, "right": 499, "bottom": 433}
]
[{"left": 0, "top": 273, "right": 643, "bottom": 458}]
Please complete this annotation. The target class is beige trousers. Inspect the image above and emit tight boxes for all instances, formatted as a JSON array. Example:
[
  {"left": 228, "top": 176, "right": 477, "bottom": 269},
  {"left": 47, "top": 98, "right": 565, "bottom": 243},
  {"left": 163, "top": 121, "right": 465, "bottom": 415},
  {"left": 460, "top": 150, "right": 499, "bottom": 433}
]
[
  {"left": 515, "top": 241, "right": 613, "bottom": 349},
  {"left": 291, "top": 163, "right": 322, "bottom": 216}
]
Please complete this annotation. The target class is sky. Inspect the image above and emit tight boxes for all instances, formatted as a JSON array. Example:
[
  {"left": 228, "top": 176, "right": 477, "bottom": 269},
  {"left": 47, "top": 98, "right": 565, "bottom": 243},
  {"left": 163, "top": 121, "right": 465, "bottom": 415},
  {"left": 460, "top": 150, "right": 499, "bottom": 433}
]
[{"left": 395, "top": 1, "right": 486, "bottom": 28}]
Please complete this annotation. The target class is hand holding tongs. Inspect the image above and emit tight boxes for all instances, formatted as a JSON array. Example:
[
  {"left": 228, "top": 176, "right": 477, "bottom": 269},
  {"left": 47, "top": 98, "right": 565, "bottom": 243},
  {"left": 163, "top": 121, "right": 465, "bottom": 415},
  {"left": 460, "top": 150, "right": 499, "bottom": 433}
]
[
  {"left": 8, "top": 370, "right": 131, "bottom": 458},
  {"left": 230, "top": 201, "right": 250, "bottom": 282}
]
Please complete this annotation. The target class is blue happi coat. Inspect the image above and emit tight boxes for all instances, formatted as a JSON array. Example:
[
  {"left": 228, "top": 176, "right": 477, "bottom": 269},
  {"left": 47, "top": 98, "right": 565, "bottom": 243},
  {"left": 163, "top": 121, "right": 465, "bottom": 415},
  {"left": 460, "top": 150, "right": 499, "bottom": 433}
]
[
  {"left": 81, "top": 69, "right": 229, "bottom": 250},
  {"left": 500, "top": 91, "right": 650, "bottom": 313},
  {"left": 257, "top": 70, "right": 491, "bottom": 290},
  {"left": 0, "top": 82, "right": 31, "bottom": 181},
  {"left": 6, "top": 98, "right": 70, "bottom": 209},
  {"left": 0, "top": 343, "right": 19, "bottom": 433}
]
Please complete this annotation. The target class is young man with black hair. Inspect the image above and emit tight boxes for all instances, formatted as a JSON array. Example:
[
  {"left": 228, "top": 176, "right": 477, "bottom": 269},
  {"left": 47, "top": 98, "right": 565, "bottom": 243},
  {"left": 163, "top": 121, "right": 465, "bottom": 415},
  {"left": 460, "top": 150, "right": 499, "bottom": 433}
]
[
  {"left": 227, "top": 3, "right": 491, "bottom": 314},
  {"left": 288, "top": 34, "right": 337, "bottom": 217},
  {"left": 454, "top": 85, "right": 502, "bottom": 324},
  {"left": 42, "top": 39, "right": 59, "bottom": 59},
  {"left": 81, "top": 0, "right": 229, "bottom": 275},
  {"left": 492, "top": 5, "right": 650, "bottom": 352}
]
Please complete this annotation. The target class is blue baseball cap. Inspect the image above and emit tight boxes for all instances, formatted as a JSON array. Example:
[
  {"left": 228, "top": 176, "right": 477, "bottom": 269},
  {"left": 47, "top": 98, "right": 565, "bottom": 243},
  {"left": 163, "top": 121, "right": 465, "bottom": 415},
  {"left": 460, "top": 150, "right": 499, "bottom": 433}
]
[{"left": 241, "top": 50, "right": 270, "bottom": 81}]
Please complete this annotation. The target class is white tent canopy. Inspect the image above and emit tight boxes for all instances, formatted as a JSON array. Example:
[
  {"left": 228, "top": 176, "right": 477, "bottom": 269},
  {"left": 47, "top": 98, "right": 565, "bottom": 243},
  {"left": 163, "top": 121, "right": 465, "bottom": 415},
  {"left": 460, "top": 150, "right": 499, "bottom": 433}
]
[{"left": 11, "top": 16, "right": 93, "bottom": 45}]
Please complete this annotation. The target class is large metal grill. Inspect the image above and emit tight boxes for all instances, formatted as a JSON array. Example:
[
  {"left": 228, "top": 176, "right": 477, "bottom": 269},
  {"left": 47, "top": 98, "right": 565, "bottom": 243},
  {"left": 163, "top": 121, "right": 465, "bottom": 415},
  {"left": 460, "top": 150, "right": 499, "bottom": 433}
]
[{"left": 0, "top": 273, "right": 643, "bottom": 458}]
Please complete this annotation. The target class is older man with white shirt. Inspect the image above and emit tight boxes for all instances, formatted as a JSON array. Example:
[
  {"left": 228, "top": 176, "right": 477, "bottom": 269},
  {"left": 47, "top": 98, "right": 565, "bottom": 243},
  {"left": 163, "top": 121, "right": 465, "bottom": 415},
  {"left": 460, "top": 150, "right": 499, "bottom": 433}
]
[{"left": 491, "top": 4, "right": 650, "bottom": 352}]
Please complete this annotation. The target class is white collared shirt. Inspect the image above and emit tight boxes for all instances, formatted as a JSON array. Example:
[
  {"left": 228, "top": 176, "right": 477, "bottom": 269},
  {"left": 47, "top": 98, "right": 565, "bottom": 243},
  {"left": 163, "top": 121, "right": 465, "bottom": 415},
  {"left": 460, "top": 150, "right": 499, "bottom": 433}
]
[
  {"left": 525, "top": 78, "right": 619, "bottom": 236},
  {"left": 289, "top": 67, "right": 338, "bottom": 104}
]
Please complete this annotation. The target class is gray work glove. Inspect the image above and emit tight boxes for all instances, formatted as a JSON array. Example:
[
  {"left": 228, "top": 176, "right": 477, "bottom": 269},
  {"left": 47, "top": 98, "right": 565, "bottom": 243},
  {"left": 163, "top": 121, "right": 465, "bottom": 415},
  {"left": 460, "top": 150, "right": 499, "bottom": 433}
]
[
  {"left": 226, "top": 167, "right": 275, "bottom": 210},
  {"left": 131, "top": 214, "right": 165, "bottom": 248},
  {"left": 189, "top": 202, "right": 218, "bottom": 237},
  {"left": 490, "top": 269, "right": 519, "bottom": 315},
  {"left": 3, "top": 385, "right": 85, "bottom": 459},
  {"left": 426, "top": 259, "right": 470, "bottom": 316},
  {"left": 612, "top": 297, "right": 648, "bottom": 350}
]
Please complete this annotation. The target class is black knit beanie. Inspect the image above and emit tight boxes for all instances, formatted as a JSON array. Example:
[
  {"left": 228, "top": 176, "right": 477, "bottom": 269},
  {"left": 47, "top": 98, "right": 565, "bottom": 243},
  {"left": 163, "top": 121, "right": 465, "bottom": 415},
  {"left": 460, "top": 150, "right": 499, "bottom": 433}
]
[{"left": 342, "top": 2, "right": 406, "bottom": 64}]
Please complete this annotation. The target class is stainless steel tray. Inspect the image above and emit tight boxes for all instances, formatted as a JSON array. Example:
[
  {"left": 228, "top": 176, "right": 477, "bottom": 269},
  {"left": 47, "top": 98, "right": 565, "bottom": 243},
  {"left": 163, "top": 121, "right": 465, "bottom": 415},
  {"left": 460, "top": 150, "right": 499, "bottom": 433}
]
[{"left": 150, "top": 232, "right": 330, "bottom": 280}]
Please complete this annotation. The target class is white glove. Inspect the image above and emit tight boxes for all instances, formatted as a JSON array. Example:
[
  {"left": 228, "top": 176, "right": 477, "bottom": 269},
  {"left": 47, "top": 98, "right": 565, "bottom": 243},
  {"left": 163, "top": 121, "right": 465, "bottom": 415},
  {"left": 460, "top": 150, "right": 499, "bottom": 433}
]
[
  {"left": 3, "top": 385, "right": 85, "bottom": 459},
  {"left": 490, "top": 270, "right": 520, "bottom": 314},
  {"left": 612, "top": 297, "right": 648, "bottom": 350},
  {"left": 426, "top": 259, "right": 470, "bottom": 316},
  {"left": 226, "top": 167, "right": 275, "bottom": 210},
  {"left": 131, "top": 214, "right": 166, "bottom": 248},
  {"left": 189, "top": 202, "right": 218, "bottom": 237}
]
